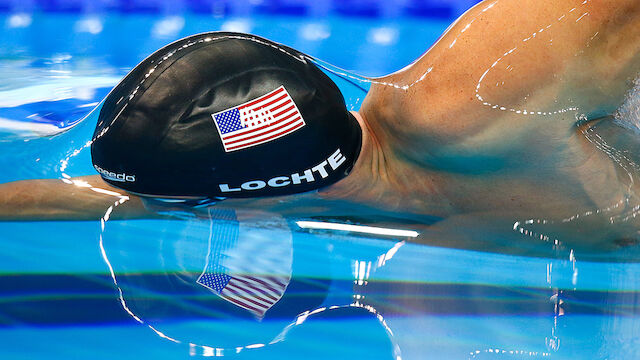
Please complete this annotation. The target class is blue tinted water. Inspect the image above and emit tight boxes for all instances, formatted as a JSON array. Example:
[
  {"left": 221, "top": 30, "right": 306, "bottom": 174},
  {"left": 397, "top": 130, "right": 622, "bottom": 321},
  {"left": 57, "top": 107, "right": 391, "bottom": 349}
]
[{"left": 1, "top": 9, "right": 640, "bottom": 360}]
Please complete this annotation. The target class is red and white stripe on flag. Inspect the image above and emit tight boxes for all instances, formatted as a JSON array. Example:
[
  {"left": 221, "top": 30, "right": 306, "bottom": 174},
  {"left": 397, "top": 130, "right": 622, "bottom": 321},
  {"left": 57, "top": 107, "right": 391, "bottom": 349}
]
[
  {"left": 214, "top": 86, "right": 306, "bottom": 152},
  {"left": 218, "top": 274, "right": 289, "bottom": 318}
]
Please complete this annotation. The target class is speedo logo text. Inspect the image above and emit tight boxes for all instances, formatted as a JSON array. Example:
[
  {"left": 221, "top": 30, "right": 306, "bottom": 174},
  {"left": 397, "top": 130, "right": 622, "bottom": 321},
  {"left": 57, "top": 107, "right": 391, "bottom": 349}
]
[{"left": 94, "top": 165, "right": 136, "bottom": 182}]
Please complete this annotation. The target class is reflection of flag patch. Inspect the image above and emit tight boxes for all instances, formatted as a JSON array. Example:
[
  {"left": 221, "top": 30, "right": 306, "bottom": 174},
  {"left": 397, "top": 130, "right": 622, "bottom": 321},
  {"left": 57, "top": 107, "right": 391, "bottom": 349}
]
[
  {"left": 196, "top": 209, "right": 292, "bottom": 318},
  {"left": 197, "top": 272, "right": 289, "bottom": 318},
  {"left": 212, "top": 86, "right": 306, "bottom": 152}
]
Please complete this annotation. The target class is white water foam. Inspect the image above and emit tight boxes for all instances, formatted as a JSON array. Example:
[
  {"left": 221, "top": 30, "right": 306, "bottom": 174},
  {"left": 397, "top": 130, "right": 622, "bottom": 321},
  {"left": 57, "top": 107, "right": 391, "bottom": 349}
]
[{"left": 613, "top": 76, "right": 640, "bottom": 133}]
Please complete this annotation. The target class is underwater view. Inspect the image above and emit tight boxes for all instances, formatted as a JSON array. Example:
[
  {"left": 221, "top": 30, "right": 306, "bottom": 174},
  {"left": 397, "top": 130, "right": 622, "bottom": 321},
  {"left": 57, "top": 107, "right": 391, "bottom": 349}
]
[{"left": 1, "top": 0, "right": 640, "bottom": 359}]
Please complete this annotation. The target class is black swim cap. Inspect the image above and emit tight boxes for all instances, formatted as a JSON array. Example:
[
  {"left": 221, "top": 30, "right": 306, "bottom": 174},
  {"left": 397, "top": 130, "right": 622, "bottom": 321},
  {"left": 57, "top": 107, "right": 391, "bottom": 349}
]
[{"left": 90, "top": 32, "right": 361, "bottom": 198}]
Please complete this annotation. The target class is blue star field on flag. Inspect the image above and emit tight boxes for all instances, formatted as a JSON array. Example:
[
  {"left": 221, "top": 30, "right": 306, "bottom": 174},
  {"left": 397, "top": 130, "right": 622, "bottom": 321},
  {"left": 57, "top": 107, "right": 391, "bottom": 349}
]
[{"left": 214, "top": 108, "right": 244, "bottom": 134}]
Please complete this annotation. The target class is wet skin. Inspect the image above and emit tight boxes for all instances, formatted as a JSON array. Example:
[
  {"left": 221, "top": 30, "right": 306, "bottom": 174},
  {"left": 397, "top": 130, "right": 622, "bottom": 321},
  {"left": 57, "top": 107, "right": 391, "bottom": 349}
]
[
  {"left": 1, "top": 0, "right": 640, "bottom": 252},
  {"left": 337, "top": 0, "right": 640, "bottom": 218},
  {"left": 324, "top": 0, "right": 640, "bottom": 250}
]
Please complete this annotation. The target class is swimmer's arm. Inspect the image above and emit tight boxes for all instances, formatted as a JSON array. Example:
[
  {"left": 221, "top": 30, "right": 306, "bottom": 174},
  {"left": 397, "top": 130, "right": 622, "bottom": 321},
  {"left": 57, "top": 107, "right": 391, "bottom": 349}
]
[{"left": 0, "top": 175, "right": 154, "bottom": 221}]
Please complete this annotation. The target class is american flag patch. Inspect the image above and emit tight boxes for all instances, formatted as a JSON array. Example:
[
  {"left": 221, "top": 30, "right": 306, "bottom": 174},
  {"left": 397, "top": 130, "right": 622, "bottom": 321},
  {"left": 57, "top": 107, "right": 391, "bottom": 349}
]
[{"left": 211, "top": 86, "right": 306, "bottom": 152}]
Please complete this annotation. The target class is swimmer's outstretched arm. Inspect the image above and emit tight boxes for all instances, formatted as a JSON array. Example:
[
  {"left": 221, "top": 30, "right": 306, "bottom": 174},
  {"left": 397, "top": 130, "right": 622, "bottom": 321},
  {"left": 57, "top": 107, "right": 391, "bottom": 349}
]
[
  {"left": 0, "top": 175, "right": 153, "bottom": 221},
  {"left": 0, "top": 173, "right": 435, "bottom": 222}
]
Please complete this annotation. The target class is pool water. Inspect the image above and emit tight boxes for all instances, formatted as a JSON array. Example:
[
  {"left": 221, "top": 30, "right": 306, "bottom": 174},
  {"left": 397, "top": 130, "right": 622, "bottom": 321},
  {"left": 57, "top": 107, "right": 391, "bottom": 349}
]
[{"left": 2, "top": 7, "right": 640, "bottom": 360}]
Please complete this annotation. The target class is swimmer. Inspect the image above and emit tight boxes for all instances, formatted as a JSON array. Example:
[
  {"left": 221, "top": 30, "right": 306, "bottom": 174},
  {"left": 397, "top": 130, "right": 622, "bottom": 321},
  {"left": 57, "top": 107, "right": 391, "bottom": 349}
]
[{"left": 1, "top": 0, "right": 639, "bottom": 249}]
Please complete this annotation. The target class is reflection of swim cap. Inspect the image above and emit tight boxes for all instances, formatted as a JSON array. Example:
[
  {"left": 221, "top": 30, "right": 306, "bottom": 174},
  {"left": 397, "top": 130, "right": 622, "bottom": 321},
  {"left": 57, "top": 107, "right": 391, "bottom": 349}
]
[
  {"left": 102, "top": 208, "right": 331, "bottom": 349},
  {"left": 90, "top": 32, "right": 362, "bottom": 198}
]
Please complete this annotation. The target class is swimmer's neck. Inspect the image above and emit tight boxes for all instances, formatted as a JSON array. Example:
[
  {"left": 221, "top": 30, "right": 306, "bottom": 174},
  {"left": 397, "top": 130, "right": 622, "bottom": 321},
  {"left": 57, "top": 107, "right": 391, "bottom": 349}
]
[{"left": 317, "top": 111, "right": 455, "bottom": 217}]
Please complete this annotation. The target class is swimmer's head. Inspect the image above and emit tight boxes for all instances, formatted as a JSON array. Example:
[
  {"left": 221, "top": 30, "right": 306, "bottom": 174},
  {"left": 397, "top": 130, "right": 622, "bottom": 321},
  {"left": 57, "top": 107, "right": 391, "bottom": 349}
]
[{"left": 90, "top": 32, "right": 362, "bottom": 199}]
